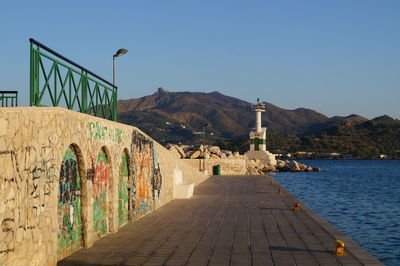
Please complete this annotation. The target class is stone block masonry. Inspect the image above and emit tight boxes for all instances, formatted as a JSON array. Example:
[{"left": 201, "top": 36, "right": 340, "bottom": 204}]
[
  {"left": 0, "top": 107, "right": 208, "bottom": 266},
  {"left": 184, "top": 158, "right": 248, "bottom": 175}
]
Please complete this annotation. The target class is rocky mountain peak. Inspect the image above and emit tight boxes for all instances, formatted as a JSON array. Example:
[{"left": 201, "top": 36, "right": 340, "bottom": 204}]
[
  {"left": 372, "top": 115, "right": 393, "bottom": 121},
  {"left": 156, "top": 87, "right": 169, "bottom": 95}
]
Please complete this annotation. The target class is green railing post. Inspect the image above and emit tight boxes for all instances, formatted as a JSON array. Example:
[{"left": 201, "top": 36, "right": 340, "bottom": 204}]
[
  {"left": 113, "top": 88, "right": 117, "bottom": 121},
  {"left": 30, "top": 44, "right": 40, "bottom": 106},
  {"left": 81, "top": 71, "right": 88, "bottom": 114},
  {"left": 34, "top": 46, "right": 39, "bottom": 106},
  {"left": 54, "top": 63, "right": 57, "bottom": 106},
  {"left": 30, "top": 42, "right": 36, "bottom": 106}
]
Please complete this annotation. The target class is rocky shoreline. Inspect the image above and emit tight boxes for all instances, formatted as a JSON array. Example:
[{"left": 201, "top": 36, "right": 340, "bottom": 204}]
[
  {"left": 167, "top": 144, "right": 321, "bottom": 175},
  {"left": 166, "top": 144, "right": 242, "bottom": 159},
  {"left": 247, "top": 158, "right": 322, "bottom": 175}
]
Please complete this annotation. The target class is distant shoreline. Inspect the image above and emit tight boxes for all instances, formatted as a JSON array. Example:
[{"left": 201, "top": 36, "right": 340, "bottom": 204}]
[{"left": 277, "top": 157, "right": 400, "bottom": 161}]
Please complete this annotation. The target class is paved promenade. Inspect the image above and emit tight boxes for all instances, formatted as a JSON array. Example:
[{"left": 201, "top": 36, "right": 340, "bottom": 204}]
[{"left": 59, "top": 175, "right": 382, "bottom": 266}]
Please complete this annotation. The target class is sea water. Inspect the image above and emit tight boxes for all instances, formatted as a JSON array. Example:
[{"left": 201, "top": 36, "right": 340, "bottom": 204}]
[{"left": 273, "top": 160, "right": 400, "bottom": 266}]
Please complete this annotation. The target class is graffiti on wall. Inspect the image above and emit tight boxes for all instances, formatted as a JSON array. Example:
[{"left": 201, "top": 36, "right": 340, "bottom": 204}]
[
  {"left": 58, "top": 147, "right": 82, "bottom": 254},
  {"left": 0, "top": 146, "right": 56, "bottom": 256},
  {"left": 130, "top": 131, "right": 163, "bottom": 219},
  {"left": 152, "top": 162, "right": 162, "bottom": 201},
  {"left": 29, "top": 150, "right": 57, "bottom": 223},
  {"left": 89, "top": 121, "right": 124, "bottom": 144},
  {"left": 0, "top": 150, "right": 17, "bottom": 255},
  {"left": 92, "top": 150, "right": 110, "bottom": 237},
  {"left": 118, "top": 152, "right": 129, "bottom": 226}
]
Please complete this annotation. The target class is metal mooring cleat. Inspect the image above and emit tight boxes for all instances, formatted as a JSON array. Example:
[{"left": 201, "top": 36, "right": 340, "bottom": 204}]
[{"left": 334, "top": 240, "right": 346, "bottom": 256}]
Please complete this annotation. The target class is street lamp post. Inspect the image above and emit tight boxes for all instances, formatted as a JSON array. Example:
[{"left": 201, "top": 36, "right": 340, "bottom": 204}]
[
  {"left": 112, "top": 48, "right": 128, "bottom": 121},
  {"left": 113, "top": 48, "right": 128, "bottom": 87},
  {"left": 202, "top": 123, "right": 208, "bottom": 172}
]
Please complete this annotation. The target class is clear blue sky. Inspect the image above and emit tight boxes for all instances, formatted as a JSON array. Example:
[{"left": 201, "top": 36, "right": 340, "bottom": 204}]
[{"left": 1, "top": 0, "right": 399, "bottom": 119}]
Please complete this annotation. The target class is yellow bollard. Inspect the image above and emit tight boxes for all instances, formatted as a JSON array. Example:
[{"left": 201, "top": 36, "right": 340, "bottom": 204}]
[
  {"left": 293, "top": 203, "right": 301, "bottom": 211},
  {"left": 277, "top": 188, "right": 284, "bottom": 194},
  {"left": 334, "top": 240, "right": 346, "bottom": 256}
]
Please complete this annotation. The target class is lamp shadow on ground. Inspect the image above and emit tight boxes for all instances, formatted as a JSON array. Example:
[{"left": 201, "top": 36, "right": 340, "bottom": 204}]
[
  {"left": 259, "top": 207, "right": 293, "bottom": 211},
  {"left": 270, "top": 246, "right": 331, "bottom": 253}
]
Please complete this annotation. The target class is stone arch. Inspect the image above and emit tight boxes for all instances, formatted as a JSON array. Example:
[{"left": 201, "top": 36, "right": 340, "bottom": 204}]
[
  {"left": 92, "top": 146, "right": 112, "bottom": 237},
  {"left": 118, "top": 148, "right": 131, "bottom": 226},
  {"left": 57, "top": 144, "right": 86, "bottom": 259}
]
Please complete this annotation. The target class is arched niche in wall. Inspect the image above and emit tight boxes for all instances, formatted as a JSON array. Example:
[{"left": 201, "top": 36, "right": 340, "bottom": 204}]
[
  {"left": 118, "top": 148, "right": 131, "bottom": 226},
  {"left": 57, "top": 144, "right": 85, "bottom": 259},
  {"left": 92, "top": 146, "right": 112, "bottom": 238}
]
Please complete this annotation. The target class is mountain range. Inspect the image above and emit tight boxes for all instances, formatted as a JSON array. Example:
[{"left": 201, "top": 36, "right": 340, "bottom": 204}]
[
  {"left": 118, "top": 87, "right": 367, "bottom": 141},
  {"left": 117, "top": 88, "right": 400, "bottom": 158}
]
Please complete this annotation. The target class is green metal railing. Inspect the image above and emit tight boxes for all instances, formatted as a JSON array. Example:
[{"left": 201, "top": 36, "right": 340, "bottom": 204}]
[
  {"left": 30, "top": 38, "right": 118, "bottom": 121},
  {"left": 0, "top": 91, "right": 18, "bottom": 107}
]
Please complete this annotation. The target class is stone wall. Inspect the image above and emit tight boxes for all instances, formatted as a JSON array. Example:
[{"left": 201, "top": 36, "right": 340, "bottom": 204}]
[
  {"left": 184, "top": 158, "right": 248, "bottom": 175},
  {"left": 0, "top": 107, "right": 208, "bottom": 266}
]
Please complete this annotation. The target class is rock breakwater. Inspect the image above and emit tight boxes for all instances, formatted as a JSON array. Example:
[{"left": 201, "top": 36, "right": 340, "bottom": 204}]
[{"left": 167, "top": 144, "right": 321, "bottom": 175}]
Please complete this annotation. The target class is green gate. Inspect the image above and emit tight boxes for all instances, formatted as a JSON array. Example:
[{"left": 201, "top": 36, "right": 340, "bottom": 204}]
[
  {"left": 0, "top": 91, "right": 18, "bottom": 107},
  {"left": 29, "top": 38, "right": 118, "bottom": 121}
]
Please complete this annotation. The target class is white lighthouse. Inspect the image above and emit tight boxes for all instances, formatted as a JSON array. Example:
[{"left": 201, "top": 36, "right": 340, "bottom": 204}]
[
  {"left": 246, "top": 99, "right": 276, "bottom": 165},
  {"left": 249, "top": 100, "right": 267, "bottom": 151}
]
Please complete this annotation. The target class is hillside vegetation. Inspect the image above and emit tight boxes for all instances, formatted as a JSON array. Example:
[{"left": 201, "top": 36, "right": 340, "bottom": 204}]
[
  {"left": 118, "top": 88, "right": 399, "bottom": 158},
  {"left": 217, "top": 116, "right": 400, "bottom": 159}
]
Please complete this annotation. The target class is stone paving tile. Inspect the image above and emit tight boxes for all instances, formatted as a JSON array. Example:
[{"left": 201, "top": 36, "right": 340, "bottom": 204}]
[{"left": 59, "top": 175, "right": 383, "bottom": 266}]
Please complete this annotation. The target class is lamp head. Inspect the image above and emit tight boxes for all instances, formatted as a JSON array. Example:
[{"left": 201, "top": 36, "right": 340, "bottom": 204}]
[{"left": 114, "top": 48, "right": 128, "bottom": 57}]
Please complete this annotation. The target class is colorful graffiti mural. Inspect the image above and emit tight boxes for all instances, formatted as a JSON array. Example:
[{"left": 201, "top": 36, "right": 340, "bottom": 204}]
[
  {"left": 131, "top": 131, "right": 163, "bottom": 219},
  {"left": 118, "top": 152, "right": 129, "bottom": 226},
  {"left": 93, "top": 150, "right": 110, "bottom": 237},
  {"left": 58, "top": 147, "right": 82, "bottom": 255}
]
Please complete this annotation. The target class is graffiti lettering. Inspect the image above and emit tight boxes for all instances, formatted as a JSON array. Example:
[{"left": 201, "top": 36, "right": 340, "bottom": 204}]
[
  {"left": 89, "top": 121, "right": 124, "bottom": 144},
  {"left": 31, "top": 158, "right": 55, "bottom": 198}
]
